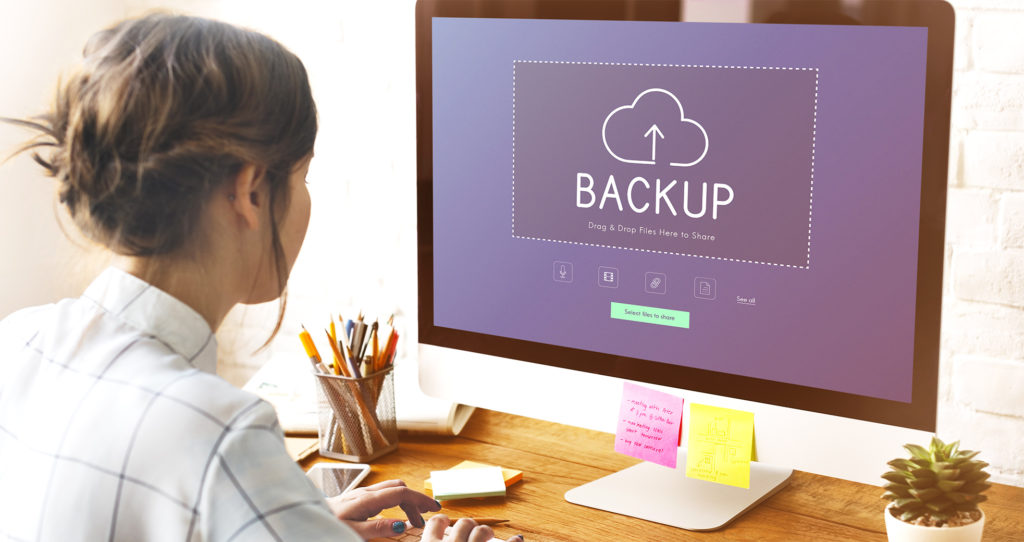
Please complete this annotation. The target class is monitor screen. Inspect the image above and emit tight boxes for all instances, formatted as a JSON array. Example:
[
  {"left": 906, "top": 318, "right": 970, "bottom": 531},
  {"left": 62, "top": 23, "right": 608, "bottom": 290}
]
[{"left": 418, "top": 0, "right": 951, "bottom": 437}]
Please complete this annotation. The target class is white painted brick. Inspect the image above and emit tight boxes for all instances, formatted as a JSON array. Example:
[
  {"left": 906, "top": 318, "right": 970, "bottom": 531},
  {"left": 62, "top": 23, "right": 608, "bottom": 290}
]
[
  {"left": 972, "top": 12, "right": 1024, "bottom": 73},
  {"left": 950, "top": 0, "right": 1024, "bottom": 10},
  {"left": 952, "top": 10, "right": 971, "bottom": 72},
  {"left": 999, "top": 192, "right": 1024, "bottom": 248},
  {"left": 951, "top": 72, "right": 1024, "bottom": 130},
  {"left": 939, "top": 349, "right": 956, "bottom": 403},
  {"left": 944, "top": 188, "right": 998, "bottom": 246},
  {"left": 953, "top": 356, "right": 1024, "bottom": 417},
  {"left": 953, "top": 249, "right": 1024, "bottom": 307},
  {"left": 943, "top": 244, "right": 954, "bottom": 297},
  {"left": 937, "top": 404, "right": 1024, "bottom": 485},
  {"left": 962, "top": 131, "right": 1024, "bottom": 189},
  {"left": 941, "top": 299, "right": 1024, "bottom": 360},
  {"left": 947, "top": 131, "right": 964, "bottom": 186}
]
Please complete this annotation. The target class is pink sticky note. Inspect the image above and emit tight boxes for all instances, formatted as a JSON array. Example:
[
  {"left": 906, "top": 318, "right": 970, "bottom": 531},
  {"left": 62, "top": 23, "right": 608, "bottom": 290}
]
[{"left": 614, "top": 382, "right": 685, "bottom": 468}]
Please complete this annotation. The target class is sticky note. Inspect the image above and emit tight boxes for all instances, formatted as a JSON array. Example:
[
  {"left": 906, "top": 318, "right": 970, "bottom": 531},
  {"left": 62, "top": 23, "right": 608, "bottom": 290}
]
[
  {"left": 685, "top": 403, "right": 755, "bottom": 489},
  {"left": 429, "top": 466, "right": 506, "bottom": 500},
  {"left": 614, "top": 382, "right": 684, "bottom": 468},
  {"left": 425, "top": 460, "right": 522, "bottom": 491}
]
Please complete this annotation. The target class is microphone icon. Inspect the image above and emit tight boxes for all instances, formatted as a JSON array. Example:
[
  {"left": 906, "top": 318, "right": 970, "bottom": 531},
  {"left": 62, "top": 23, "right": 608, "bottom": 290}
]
[{"left": 554, "top": 261, "right": 572, "bottom": 283}]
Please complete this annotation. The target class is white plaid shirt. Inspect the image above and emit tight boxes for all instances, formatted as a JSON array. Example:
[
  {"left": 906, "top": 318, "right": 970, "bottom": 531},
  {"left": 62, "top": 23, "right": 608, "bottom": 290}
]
[{"left": 0, "top": 267, "right": 359, "bottom": 541}]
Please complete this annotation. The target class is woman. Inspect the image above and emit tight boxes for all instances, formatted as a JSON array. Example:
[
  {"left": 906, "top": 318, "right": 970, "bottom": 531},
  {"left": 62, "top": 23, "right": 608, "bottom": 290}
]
[{"left": 0, "top": 13, "right": 520, "bottom": 542}]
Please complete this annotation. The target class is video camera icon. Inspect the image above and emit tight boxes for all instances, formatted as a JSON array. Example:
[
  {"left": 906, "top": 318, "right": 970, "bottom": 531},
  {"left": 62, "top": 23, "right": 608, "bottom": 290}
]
[{"left": 598, "top": 266, "right": 618, "bottom": 288}]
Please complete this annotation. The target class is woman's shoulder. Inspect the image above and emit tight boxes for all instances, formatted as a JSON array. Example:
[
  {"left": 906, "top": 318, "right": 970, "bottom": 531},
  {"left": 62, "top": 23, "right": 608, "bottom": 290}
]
[
  {"left": 0, "top": 302, "right": 54, "bottom": 337},
  {"left": 157, "top": 367, "right": 281, "bottom": 431}
]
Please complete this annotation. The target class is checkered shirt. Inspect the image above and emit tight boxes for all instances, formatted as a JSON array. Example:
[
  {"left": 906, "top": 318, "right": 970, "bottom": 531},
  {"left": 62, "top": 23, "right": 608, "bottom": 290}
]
[{"left": 0, "top": 267, "right": 358, "bottom": 541}]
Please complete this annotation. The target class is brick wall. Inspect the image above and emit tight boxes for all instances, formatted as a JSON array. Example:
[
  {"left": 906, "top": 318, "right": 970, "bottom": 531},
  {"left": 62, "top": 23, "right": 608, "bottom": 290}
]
[{"left": 939, "top": 0, "right": 1024, "bottom": 486}]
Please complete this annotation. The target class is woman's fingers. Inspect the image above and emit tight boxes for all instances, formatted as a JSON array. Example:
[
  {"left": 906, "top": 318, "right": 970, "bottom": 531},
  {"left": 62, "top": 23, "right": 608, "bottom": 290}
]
[
  {"left": 339, "top": 479, "right": 407, "bottom": 503},
  {"left": 342, "top": 518, "right": 410, "bottom": 540},
  {"left": 332, "top": 484, "right": 440, "bottom": 527},
  {"left": 465, "top": 522, "right": 495, "bottom": 542},
  {"left": 357, "top": 479, "right": 408, "bottom": 493},
  {"left": 420, "top": 514, "right": 451, "bottom": 542},
  {"left": 446, "top": 518, "right": 478, "bottom": 540},
  {"left": 418, "top": 515, "right": 523, "bottom": 542}
]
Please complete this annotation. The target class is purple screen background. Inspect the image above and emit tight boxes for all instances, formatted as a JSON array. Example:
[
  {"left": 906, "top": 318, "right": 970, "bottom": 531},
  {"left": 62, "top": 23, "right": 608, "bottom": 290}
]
[{"left": 431, "top": 18, "right": 928, "bottom": 403}]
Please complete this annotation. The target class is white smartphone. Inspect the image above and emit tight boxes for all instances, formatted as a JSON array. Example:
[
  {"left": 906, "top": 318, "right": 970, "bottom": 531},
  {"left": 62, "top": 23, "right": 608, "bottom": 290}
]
[{"left": 306, "top": 463, "right": 371, "bottom": 498}]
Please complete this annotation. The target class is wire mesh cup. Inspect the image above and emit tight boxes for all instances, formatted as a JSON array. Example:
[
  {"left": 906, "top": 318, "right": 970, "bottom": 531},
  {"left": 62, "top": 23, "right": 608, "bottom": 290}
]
[{"left": 314, "top": 366, "right": 398, "bottom": 462}]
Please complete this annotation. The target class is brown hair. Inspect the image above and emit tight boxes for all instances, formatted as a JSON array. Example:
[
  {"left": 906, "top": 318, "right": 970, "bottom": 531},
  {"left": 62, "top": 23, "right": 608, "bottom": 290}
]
[{"left": 4, "top": 13, "right": 317, "bottom": 340}]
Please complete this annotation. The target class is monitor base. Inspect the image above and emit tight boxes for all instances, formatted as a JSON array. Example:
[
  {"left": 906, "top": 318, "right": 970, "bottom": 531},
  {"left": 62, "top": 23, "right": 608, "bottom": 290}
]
[{"left": 565, "top": 450, "right": 793, "bottom": 531}]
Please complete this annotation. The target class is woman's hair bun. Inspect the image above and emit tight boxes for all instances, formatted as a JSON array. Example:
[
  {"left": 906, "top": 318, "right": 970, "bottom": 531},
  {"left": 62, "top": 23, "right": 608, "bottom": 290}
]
[{"left": 7, "top": 13, "right": 317, "bottom": 256}]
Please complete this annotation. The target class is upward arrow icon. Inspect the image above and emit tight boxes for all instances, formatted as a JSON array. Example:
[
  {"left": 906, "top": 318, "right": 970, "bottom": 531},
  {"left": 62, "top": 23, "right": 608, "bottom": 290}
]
[{"left": 644, "top": 124, "right": 664, "bottom": 162}]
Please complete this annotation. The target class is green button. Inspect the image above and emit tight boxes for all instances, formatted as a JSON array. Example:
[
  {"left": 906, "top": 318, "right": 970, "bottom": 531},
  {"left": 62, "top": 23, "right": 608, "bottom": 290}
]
[{"left": 610, "top": 302, "right": 690, "bottom": 328}]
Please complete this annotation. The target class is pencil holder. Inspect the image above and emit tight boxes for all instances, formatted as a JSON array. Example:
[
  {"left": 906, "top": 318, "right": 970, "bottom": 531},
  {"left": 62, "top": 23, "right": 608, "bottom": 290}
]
[{"left": 314, "top": 366, "right": 398, "bottom": 462}]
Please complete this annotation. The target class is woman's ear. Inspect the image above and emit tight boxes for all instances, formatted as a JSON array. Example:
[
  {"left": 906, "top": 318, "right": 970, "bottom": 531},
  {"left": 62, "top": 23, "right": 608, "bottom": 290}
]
[{"left": 230, "top": 164, "right": 266, "bottom": 230}]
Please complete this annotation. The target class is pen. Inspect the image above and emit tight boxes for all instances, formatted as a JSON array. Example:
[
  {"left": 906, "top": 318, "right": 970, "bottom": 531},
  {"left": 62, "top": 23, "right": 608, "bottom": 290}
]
[{"left": 351, "top": 320, "right": 367, "bottom": 366}]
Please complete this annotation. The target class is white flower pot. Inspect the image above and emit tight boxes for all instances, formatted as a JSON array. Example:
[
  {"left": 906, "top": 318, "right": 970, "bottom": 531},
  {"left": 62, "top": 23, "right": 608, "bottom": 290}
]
[{"left": 884, "top": 503, "right": 985, "bottom": 542}]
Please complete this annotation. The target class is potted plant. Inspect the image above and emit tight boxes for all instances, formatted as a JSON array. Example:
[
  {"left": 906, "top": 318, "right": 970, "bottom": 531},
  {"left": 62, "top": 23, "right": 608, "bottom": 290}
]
[{"left": 881, "top": 436, "right": 990, "bottom": 541}]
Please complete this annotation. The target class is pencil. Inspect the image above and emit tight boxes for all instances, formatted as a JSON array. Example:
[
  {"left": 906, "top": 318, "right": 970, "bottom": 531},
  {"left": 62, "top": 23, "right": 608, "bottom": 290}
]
[
  {"left": 378, "top": 317, "right": 396, "bottom": 372},
  {"left": 370, "top": 319, "right": 379, "bottom": 368},
  {"left": 299, "top": 325, "right": 330, "bottom": 373},
  {"left": 446, "top": 518, "right": 509, "bottom": 526},
  {"left": 382, "top": 329, "right": 399, "bottom": 368},
  {"left": 344, "top": 340, "right": 361, "bottom": 379},
  {"left": 324, "top": 329, "right": 351, "bottom": 377},
  {"left": 327, "top": 319, "right": 342, "bottom": 376},
  {"left": 299, "top": 326, "right": 321, "bottom": 363}
]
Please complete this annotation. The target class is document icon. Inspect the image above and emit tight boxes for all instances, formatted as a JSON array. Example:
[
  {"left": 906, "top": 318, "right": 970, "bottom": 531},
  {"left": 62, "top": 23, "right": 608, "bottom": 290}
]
[{"left": 694, "top": 277, "right": 717, "bottom": 300}]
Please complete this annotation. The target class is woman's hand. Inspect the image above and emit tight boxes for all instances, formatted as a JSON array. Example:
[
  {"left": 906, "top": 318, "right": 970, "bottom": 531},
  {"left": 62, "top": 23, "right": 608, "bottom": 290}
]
[
  {"left": 420, "top": 515, "right": 524, "bottom": 542},
  {"left": 326, "top": 479, "right": 441, "bottom": 539}
]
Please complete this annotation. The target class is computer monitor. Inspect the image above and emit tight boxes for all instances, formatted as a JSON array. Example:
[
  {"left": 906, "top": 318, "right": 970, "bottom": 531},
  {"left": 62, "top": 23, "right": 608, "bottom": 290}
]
[{"left": 416, "top": 0, "right": 953, "bottom": 530}]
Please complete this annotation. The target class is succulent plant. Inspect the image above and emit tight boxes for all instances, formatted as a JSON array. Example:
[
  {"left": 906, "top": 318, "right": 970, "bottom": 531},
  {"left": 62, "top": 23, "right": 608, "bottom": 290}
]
[{"left": 882, "top": 436, "right": 990, "bottom": 525}]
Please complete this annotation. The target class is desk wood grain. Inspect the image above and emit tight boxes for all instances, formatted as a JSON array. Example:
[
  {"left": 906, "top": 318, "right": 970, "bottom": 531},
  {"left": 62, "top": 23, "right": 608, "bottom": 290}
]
[{"left": 303, "top": 409, "right": 1024, "bottom": 541}]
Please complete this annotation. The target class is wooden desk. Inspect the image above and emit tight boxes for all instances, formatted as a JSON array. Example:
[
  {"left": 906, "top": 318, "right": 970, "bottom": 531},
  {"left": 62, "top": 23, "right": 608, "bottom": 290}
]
[{"left": 301, "top": 409, "right": 1024, "bottom": 541}]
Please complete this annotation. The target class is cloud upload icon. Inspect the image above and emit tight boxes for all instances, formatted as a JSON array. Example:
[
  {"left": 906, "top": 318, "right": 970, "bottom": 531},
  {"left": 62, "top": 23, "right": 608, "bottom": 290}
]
[{"left": 602, "top": 88, "right": 709, "bottom": 167}]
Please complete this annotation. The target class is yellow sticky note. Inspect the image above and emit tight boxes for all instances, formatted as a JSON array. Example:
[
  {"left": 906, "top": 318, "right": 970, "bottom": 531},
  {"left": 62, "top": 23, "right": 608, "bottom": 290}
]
[
  {"left": 424, "top": 460, "right": 522, "bottom": 491},
  {"left": 685, "top": 403, "right": 754, "bottom": 489}
]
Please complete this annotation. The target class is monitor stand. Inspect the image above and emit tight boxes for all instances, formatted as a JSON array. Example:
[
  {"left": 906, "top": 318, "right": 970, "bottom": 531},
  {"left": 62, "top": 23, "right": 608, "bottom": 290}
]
[{"left": 565, "top": 449, "right": 793, "bottom": 531}]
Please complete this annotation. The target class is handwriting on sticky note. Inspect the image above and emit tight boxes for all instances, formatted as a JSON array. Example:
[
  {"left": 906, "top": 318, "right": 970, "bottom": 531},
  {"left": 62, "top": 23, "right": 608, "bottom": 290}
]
[
  {"left": 614, "top": 382, "right": 684, "bottom": 468},
  {"left": 685, "top": 403, "right": 754, "bottom": 488}
]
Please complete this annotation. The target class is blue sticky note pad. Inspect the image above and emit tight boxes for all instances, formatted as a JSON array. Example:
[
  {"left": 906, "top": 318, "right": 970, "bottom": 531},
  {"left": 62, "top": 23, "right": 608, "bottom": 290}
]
[{"left": 429, "top": 466, "right": 507, "bottom": 500}]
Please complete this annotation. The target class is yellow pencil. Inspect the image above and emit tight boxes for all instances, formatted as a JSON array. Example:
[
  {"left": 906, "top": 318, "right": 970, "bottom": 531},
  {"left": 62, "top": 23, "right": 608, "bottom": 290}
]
[
  {"left": 299, "top": 326, "right": 329, "bottom": 374},
  {"left": 299, "top": 326, "right": 321, "bottom": 363},
  {"left": 328, "top": 317, "right": 342, "bottom": 375},
  {"left": 325, "top": 329, "right": 349, "bottom": 377},
  {"left": 380, "top": 318, "right": 396, "bottom": 371},
  {"left": 370, "top": 319, "right": 380, "bottom": 370}
]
